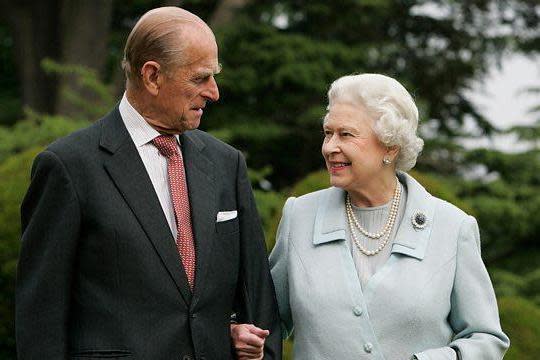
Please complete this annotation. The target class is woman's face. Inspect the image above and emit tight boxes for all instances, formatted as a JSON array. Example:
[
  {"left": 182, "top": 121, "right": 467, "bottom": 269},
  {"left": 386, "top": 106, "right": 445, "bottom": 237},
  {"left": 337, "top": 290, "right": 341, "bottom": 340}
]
[{"left": 321, "top": 102, "right": 388, "bottom": 193}]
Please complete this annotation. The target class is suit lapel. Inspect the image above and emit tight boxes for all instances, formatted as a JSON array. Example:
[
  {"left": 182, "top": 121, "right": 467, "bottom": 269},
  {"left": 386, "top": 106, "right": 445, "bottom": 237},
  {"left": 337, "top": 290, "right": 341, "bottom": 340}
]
[
  {"left": 179, "top": 131, "right": 217, "bottom": 308},
  {"left": 100, "top": 108, "right": 193, "bottom": 305}
]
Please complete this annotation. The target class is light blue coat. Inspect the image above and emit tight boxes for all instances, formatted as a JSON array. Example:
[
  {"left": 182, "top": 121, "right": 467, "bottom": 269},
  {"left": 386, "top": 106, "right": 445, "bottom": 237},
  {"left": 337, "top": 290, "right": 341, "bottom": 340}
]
[{"left": 270, "top": 172, "right": 509, "bottom": 360}]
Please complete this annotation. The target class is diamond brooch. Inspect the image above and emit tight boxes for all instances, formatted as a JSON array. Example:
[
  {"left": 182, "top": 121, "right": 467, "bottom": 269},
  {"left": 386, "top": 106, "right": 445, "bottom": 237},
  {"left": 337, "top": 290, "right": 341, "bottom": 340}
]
[{"left": 412, "top": 211, "right": 428, "bottom": 230}]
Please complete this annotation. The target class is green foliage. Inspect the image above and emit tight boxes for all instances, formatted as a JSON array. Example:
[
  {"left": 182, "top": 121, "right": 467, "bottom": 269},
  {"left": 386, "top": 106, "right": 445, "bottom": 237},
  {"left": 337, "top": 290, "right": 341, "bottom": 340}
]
[
  {"left": 0, "top": 111, "right": 88, "bottom": 163},
  {"left": 491, "top": 268, "right": 540, "bottom": 305},
  {"left": 452, "top": 150, "right": 540, "bottom": 264},
  {"left": 290, "top": 169, "right": 327, "bottom": 197},
  {"left": 467, "top": 194, "right": 531, "bottom": 260},
  {"left": 494, "top": 249, "right": 540, "bottom": 276},
  {"left": 254, "top": 189, "right": 287, "bottom": 251},
  {"left": 41, "top": 58, "right": 116, "bottom": 121},
  {"left": 465, "top": 149, "right": 540, "bottom": 185},
  {"left": 498, "top": 296, "right": 540, "bottom": 360}
]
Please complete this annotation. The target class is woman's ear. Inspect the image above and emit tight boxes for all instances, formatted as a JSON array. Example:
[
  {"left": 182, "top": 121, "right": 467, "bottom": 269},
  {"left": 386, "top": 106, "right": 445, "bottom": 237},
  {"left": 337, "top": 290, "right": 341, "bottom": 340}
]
[{"left": 386, "top": 145, "right": 400, "bottom": 162}]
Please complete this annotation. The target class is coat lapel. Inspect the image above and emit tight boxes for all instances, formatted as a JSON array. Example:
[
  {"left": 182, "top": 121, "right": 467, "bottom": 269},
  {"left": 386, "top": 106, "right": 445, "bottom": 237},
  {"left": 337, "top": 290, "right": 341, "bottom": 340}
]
[
  {"left": 100, "top": 108, "right": 193, "bottom": 305},
  {"left": 312, "top": 173, "right": 436, "bottom": 259},
  {"left": 313, "top": 187, "right": 347, "bottom": 245},
  {"left": 179, "top": 131, "right": 217, "bottom": 308},
  {"left": 391, "top": 172, "right": 435, "bottom": 260}
]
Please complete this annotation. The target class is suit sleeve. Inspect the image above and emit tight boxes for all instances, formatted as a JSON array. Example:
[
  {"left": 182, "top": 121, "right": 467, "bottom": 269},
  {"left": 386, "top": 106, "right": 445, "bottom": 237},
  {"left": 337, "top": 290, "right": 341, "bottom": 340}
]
[
  {"left": 268, "top": 197, "right": 295, "bottom": 339},
  {"left": 234, "top": 150, "right": 282, "bottom": 359},
  {"left": 414, "top": 216, "right": 510, "bottom": 360},
  {"left": 16, "top": 150, "right": 81, "bottom": 359}
]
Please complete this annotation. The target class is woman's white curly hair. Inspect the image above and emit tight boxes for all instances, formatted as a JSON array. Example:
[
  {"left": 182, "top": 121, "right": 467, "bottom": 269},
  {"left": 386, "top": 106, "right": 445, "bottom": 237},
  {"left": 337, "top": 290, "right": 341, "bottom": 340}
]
[{"left": 327, "top": 73, "right": 424, "bottom": 172}]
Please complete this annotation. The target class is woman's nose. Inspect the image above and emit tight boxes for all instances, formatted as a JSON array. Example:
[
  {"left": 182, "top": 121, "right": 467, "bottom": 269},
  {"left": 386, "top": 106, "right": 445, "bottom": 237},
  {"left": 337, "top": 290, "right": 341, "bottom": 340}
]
[{"left": 322, "top": 135, "right": 340, "bottom": 155}]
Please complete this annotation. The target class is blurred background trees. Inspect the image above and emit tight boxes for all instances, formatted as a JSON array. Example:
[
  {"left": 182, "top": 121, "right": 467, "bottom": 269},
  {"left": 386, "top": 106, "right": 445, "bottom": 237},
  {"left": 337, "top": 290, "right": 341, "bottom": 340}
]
[{"left": 0, "top": 0, "right": 538, "bottom": 358}]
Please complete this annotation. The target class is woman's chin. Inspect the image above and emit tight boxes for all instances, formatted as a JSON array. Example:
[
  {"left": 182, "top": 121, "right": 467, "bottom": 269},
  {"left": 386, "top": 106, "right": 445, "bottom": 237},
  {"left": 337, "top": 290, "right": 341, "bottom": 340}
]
[{"left": 328, "top": 175, "right": 347, "bottom": 189}]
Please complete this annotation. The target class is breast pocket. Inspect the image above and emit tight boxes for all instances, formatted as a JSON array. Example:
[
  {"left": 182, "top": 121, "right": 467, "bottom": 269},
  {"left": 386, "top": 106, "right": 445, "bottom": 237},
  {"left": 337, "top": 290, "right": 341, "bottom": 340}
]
[{"left": 216, "top": 218, "right": 240, "bottom": 234}]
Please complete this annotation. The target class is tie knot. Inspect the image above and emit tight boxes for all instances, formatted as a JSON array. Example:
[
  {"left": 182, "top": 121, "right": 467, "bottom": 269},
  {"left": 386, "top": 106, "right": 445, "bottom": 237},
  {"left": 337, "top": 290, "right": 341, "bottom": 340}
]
[{"left": 153, "top": 135, "right": 179, "bottom": 158}]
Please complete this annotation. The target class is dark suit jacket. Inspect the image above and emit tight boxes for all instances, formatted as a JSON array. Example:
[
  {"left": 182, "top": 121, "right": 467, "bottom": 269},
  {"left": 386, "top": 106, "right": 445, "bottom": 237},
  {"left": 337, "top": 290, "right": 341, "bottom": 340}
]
[{"left": 16, "top": 107, "right": 281, "bottom": 360}]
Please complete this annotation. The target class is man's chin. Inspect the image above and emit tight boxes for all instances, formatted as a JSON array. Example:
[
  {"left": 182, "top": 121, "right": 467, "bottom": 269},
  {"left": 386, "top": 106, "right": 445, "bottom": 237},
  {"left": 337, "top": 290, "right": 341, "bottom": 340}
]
[{"left": 178, "top": 118, "right": 201, "bottom": 132}]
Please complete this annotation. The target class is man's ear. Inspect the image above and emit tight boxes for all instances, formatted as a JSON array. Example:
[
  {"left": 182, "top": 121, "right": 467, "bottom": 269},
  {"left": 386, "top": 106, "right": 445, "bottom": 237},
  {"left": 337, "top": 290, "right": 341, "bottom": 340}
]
[{"left": 140, "top": 61, "right": 162, "bottom": 96}]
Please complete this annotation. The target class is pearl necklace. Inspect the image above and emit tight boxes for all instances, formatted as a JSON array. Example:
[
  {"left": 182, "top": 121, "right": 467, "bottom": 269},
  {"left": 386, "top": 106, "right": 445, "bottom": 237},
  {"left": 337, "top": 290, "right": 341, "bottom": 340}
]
[{"left": 346, "top": 178, "right": 401, "bottom": 256}]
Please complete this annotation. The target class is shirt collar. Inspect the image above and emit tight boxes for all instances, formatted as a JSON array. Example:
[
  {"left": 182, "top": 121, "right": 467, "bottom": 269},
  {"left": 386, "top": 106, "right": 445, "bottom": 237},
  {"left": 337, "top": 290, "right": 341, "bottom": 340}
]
[{"left": 118, "top": 92, "right": 180, "bottom": 147}]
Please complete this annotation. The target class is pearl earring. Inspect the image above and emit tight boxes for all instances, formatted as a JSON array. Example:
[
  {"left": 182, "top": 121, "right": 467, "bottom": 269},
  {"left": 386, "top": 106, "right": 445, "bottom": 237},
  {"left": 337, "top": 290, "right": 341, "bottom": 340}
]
[{"left": 383, "top": 157, "right": 392, "bottom": 165}]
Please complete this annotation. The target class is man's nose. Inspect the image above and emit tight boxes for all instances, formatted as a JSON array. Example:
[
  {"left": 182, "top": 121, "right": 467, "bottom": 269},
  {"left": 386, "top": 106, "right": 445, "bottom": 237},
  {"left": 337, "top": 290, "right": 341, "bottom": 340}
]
[{"left": 203, "top": 77, "right": 219, "bottom": 102}]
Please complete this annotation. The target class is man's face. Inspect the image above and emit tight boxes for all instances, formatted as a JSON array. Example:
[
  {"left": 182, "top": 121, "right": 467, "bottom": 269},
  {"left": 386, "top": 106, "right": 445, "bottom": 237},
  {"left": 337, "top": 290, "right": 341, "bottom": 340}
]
[{"left": 153, "top": 33, "right": 220, "bottom": 134}]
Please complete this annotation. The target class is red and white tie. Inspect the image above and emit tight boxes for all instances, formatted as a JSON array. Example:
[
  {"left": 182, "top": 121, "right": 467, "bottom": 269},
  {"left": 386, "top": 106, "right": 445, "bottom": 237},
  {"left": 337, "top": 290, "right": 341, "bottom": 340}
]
[{"left": 153, "top": 135, "right": 196, "bottom": 290}]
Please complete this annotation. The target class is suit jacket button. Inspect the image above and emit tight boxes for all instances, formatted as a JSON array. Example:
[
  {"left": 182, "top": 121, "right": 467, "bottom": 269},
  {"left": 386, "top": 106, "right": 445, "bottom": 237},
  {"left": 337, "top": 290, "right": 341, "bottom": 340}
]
[
  {"left": 182, "top": 355, "right": 193, "bottom": 360},
  {"left": 353, "top": 306, "right": 363, "bottom": 316},
  {"left": 364, "top": 342, "right": 373, "bottom": 353}
]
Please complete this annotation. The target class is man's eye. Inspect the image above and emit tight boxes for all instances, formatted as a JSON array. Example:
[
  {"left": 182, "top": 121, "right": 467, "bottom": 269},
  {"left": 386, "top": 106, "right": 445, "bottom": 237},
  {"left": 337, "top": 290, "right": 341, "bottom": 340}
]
[
  {"left": 193, "top": 76, "right": 209, "bottom": 84},
  {"left": 323, "top": 130, "right": 332, "bottom": 137},
  {"left": 341, "top": 132, "right": 352, "bottom": 137}
]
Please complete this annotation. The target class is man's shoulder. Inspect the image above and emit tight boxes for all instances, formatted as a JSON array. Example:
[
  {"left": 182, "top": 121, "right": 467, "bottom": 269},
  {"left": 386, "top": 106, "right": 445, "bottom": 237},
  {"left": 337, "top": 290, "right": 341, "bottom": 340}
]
[
  {"left": 46, "top": 110, "right": 114, "bottom": 160},
  {"left": 47, "top": 121, "right": 99, "bottom": 154},
  {"left": 184, "top": 129, "right": 239, "bottom": 155}
]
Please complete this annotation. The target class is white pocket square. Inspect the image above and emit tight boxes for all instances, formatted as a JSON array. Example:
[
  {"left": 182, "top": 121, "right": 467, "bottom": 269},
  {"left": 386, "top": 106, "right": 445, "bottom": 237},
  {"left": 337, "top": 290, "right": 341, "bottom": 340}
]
[{"left": 216, "top": 210, "right": 238, "bottom": 222}]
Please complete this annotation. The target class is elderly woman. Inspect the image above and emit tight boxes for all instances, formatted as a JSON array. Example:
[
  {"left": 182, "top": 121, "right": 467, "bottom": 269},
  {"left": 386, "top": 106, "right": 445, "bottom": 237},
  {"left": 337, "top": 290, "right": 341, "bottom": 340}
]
[{"left": 232, "top": 74, "right": 509, "bottom": 360}]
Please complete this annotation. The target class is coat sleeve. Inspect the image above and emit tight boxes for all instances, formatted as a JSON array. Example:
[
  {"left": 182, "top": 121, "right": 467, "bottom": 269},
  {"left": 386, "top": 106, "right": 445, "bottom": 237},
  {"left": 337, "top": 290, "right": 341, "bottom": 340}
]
[
  {"left": 268, "top": 197, "right": 296, "bottom": 339},
  {"left": 16, "top": 150, "right": 81, "bottom": 359},
  {"left": 234, "top": 150, "right": 282, "bottom": 359},
  {"left": 414, "top": 216, "right": 510, "bottom": 360}
]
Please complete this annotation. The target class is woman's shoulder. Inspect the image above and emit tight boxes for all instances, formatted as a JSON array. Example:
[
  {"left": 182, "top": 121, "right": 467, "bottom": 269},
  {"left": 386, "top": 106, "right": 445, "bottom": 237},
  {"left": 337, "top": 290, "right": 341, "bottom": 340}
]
[
  {"left": 401, "top": 172, "right": 474, "bottom": 227},
  {"left": 289, "top": 186, "right": 340, "bottom": 209},
  {"left": 432, "top": 196, "right": 472, "bottom": 223}
]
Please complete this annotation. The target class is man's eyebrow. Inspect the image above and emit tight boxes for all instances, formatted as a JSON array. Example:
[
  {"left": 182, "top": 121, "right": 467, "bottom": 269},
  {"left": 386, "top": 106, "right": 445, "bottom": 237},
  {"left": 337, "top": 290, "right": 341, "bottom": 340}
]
[{"left": 196, "top": 63, "right": 222, "bottom": 77}]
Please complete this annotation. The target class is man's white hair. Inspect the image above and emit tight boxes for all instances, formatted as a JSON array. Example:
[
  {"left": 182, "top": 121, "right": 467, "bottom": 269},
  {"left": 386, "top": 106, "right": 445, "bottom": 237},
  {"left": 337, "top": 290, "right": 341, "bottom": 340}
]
[{"left": 327, "top": 73, "right": 424, "bottom": 171}]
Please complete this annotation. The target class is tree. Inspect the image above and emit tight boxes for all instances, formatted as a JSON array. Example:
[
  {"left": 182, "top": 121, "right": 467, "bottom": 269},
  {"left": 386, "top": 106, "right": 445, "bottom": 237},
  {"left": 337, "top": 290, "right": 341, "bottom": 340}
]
[{"left": 193, "top": 0, "right": 540, "bottom": 186}]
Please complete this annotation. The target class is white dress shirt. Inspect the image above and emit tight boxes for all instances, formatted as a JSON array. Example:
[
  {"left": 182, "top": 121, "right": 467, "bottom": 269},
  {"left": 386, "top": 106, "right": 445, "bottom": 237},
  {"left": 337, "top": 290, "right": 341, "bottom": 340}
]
[{"left": 119, "top": 93, "right": 180, "bottom": 239}]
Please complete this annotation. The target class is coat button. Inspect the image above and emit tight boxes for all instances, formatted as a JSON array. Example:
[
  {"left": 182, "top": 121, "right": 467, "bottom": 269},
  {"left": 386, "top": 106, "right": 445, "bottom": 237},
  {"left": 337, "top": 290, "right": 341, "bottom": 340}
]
[
  {"left": 364, "top": 342, "right": 373, "bottom": 353},
  {"left": 353, "top": 306, "right": 363, "bottom": 316}
]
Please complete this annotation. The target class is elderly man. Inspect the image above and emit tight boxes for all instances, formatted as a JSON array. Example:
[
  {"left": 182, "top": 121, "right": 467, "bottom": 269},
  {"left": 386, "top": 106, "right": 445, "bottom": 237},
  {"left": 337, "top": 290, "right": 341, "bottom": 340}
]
[{"left": 16, "top": 7, "right": 281, "bottom": 360}]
